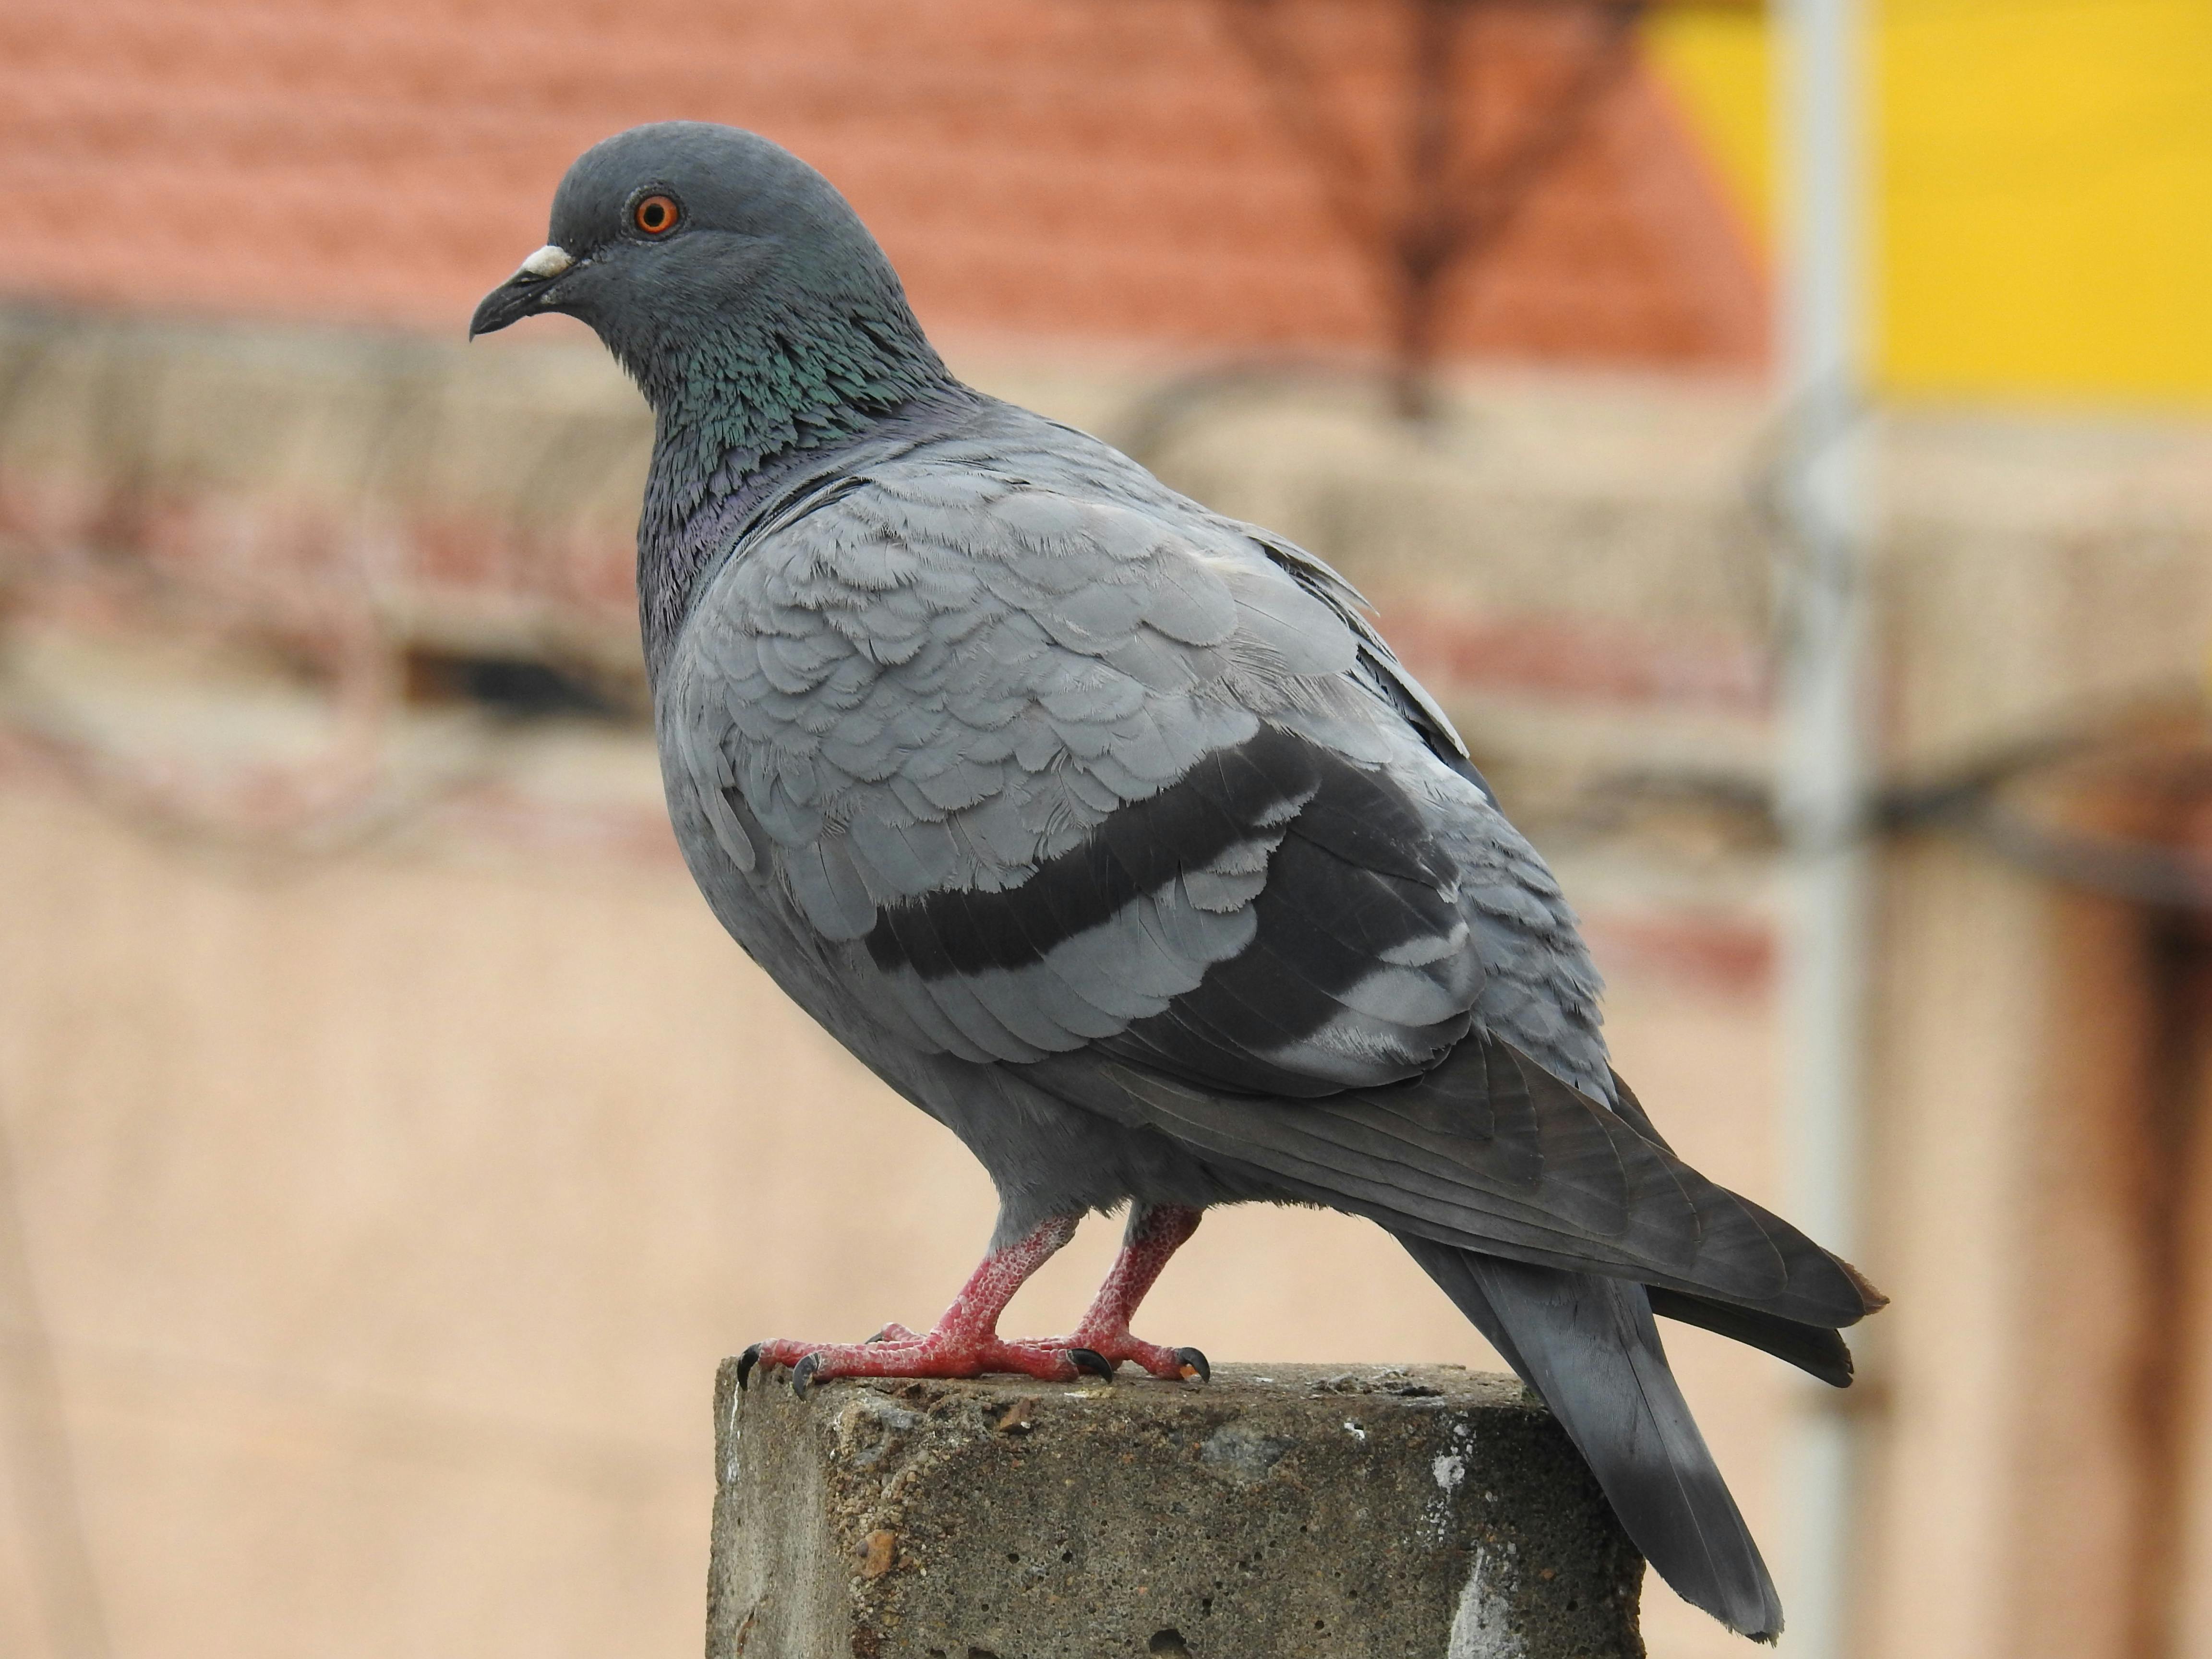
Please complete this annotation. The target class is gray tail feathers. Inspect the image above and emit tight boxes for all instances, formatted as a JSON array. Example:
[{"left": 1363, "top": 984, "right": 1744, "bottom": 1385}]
[{"left": 1399, "top": 1235, "right": 1786, "bottom": 1643}]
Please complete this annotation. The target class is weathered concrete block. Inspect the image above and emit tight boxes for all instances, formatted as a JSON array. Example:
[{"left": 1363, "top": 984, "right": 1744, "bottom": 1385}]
[{"left": 708, "top": 1360, "right": 1642, "bottom": 1659}]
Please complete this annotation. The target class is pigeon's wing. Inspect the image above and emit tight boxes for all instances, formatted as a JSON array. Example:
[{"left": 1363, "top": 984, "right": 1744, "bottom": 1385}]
[{"left": 663, "top": 445, "right": 1550, "bottom": 1096}]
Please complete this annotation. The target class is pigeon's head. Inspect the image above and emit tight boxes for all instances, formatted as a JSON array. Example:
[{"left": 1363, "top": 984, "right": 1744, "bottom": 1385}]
[{"left": 470, "top": 122, "right": 944, "bottom": 424}]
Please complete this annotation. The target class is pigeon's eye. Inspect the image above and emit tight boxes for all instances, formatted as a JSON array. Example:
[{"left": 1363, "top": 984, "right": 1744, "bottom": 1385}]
[{"left": 633, "top": 194, "right": 681, "bottom": 237}]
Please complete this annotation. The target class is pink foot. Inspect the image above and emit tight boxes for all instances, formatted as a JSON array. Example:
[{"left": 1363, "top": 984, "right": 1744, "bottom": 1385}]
[
  {"left": 855, "top": 1314, "right": 1204, "bottom": 1380},
  {"left": 733, "top": 1208, "right": 1210, "bottom": 1397},
  {"left": 738, "top": 1330, "right": 1118, "bottom": 1395}
]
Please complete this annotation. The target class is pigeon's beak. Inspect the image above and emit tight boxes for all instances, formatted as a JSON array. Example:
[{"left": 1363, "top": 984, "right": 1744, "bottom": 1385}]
[{"left": 469, "top": 245, "right": 577, "bottom": 339}]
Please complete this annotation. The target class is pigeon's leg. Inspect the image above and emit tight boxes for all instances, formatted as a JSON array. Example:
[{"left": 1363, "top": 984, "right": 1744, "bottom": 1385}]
[
  {"left": 738, "top": 1216, "right": 1105, "bottom": 1395},
  {"left": 1060, "top": 1204, "right": 1210, "bottom": 1381}
]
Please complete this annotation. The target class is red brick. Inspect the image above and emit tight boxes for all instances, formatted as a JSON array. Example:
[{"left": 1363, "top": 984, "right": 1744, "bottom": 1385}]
[{"left": 0, "top": 0, "right": 1764, "bottom": 363}]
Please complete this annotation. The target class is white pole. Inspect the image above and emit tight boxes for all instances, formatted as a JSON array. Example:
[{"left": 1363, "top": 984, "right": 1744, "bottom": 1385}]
[{"left": 1773, "top": 0, "right": 1872, "bottom": 1653}]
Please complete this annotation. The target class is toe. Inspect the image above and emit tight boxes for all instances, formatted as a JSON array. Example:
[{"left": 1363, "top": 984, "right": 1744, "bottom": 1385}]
[
  {"left": 742, "top": 1334, "right": 1140, "bottom": 1389},
  {"left": 1067, "top": 1347, "right": 1116, "bottom": 1381},
  {"left": 738, "top": 1338, "right": 825, "bottom": 1387},
  {"left": 1066, "top": 1331, "right": 1206, "bottom": 1381}
]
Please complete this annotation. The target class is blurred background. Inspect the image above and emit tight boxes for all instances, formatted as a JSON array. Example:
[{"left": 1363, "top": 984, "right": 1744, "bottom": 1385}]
[{"left": 1, "top": 1, "right": 2210, "bottom": 1656}]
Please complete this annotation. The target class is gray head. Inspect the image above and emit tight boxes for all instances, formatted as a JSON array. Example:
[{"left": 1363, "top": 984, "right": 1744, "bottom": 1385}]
[{"left": 473, "top": 123, "right": 953, "bottom": 510}]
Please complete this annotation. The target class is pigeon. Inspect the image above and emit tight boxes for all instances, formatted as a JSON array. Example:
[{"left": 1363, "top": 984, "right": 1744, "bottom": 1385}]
[{"left": 471, "top": 120, "right": 1884, "bottom": 1642}]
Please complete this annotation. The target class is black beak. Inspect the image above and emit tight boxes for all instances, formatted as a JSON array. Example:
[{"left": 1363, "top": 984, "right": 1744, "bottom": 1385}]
[{"left": 469, "top": 246, "right": 577, "bottom": 339}]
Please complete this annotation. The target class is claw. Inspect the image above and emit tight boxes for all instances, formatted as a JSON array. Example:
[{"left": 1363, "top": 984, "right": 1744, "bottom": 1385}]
[
  {"left": 1174, "top": 1346, "right": 1211, "bottom": 1383},
  {"left": 1068, "top": 1347, "right": 1115, "bottom": 1381},
  {"left": 792, "top": 1353, "right": 824, "bottom": 1399},
  {"left": 736, "top": 1343, "right": 765, "bottom": 1392}
]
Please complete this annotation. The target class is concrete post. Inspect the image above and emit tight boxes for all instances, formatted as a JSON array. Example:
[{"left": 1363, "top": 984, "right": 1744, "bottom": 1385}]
[{"left": 707, "top": 1360, "right": 1642, "bottom": 1659}]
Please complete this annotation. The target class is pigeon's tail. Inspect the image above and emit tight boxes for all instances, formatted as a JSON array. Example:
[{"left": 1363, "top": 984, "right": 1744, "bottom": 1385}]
[{"left": 1399, "top": 1235, "right": 1786, "bottom": 1643}]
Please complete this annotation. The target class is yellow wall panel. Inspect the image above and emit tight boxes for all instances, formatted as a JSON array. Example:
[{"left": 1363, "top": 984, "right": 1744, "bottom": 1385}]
[{"left": 1645, "top": 0, "right": 2212, "bottom": 404}]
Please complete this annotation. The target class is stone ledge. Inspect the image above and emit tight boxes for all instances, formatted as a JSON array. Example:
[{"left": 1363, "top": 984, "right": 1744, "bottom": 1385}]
[{"left": 708, "top": 1360, "right": 1643, "bottom": 1659}]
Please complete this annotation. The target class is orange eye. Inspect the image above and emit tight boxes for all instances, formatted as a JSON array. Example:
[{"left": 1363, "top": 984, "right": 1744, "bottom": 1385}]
[{"left": 633, "top": 194, "right": 680, "bottom": 236}]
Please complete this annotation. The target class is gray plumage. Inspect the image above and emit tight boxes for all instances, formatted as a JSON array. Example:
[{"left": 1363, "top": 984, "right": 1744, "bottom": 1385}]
[{"left": 471, "top": 121, "right": 1883, "bottom": 1644}]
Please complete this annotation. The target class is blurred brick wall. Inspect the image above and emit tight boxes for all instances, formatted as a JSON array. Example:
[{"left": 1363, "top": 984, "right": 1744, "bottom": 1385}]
[{"left": 0, "top": 0, "right": 1760, "bottom": 363}]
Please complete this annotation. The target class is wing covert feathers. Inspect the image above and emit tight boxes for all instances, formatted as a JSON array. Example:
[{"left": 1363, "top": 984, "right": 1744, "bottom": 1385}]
[{"left": 667, "top": 409, "right": 1616, "bottom": 1095}]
